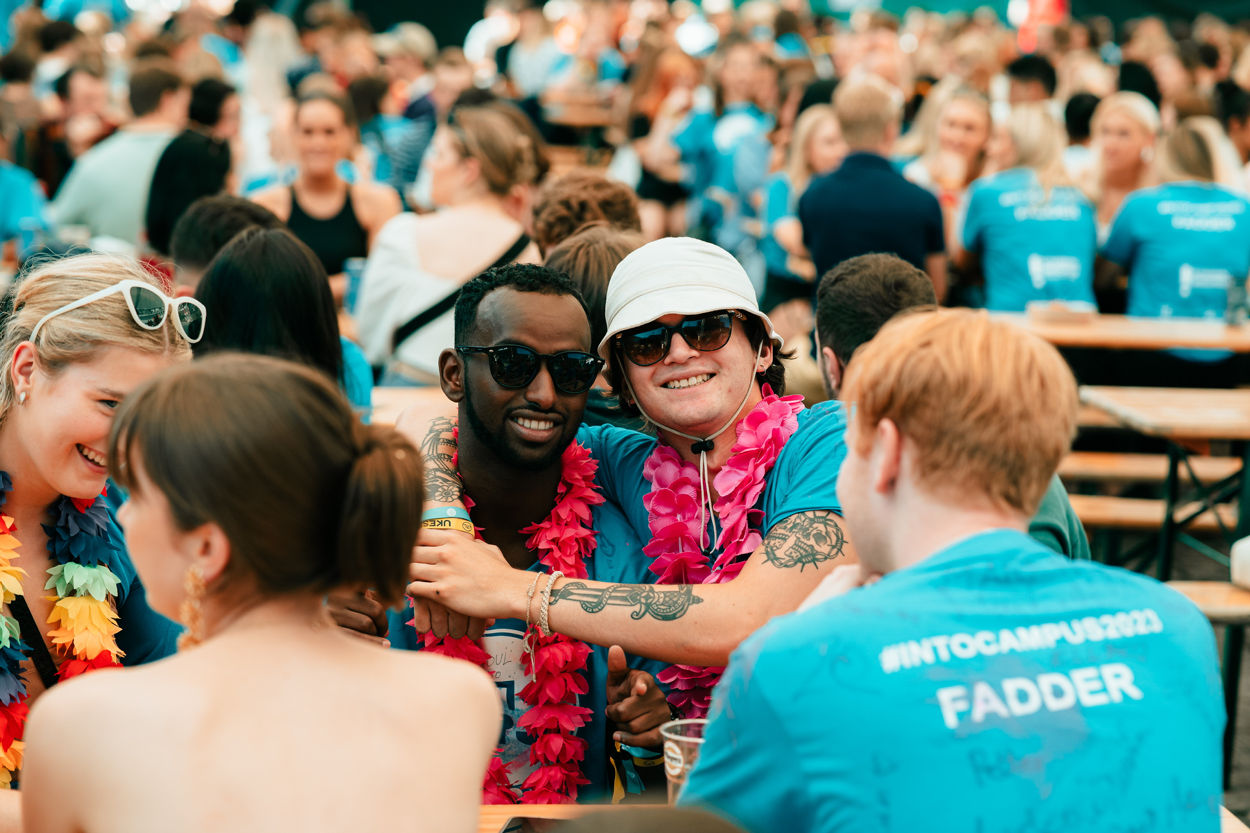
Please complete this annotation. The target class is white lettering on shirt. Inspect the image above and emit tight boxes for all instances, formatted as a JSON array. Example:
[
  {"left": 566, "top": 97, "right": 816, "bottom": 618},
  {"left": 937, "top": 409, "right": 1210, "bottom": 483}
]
[
  {"left": 879, "top": 609, "right": 1163, "bottom": 673},
  {"left": 935, "top": 663, "right": 1144, "bottom": 730}
]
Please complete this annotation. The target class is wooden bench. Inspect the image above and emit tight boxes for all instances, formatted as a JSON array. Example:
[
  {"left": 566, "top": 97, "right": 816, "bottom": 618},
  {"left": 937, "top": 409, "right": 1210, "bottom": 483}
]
[
  {"left": 1077, "top": 404, "right": 1120, "bottom": 429},
  {"left": 1060, "top": 451, "right": 1242, "bottom": 485},
  {"left": 1069, "top": 494, "right": 1238, "bottom": 534},
  {"left": 1169, "top": 581, "right": 1250, "bottom": 789}
]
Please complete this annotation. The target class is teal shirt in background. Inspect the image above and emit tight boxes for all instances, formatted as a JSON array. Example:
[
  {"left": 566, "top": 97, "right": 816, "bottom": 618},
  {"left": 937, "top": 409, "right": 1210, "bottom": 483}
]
[
  {"left": 958, "top": 168, "right": 1097, "bottom": 311},
  {"left": 680, "top": 529, "right": 1223, "bottom": 833},
  {"left": 1102, "top": 181, "right": 1250, "bottom": 361},
  {"left": 339, "top": 337, "right": 372, "bottom": 421},
  {"left": 578, "top": 401, "right": 848, "bottom": 565}
]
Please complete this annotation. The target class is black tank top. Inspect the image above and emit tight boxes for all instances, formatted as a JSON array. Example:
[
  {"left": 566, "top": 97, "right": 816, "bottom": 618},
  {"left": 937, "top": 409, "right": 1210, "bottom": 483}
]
[{"left": 286, "top": 185, "right": 369, "bottom": 276}]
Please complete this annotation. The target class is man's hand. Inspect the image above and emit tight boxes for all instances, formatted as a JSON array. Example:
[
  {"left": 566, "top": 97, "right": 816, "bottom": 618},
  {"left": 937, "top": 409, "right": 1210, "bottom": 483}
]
[
  {"left": 798, "top": 563, "right": 881, "bottom": 611},
  {"left": 408, "top": 529, "right": 530, "bottom": 621},
  {"left": 409, "top": 596, "right": 488, "bottom": 640},
  {"left": 604, "top": 645, "right": 671, "bottom": 750},
  {"left": 326, "top": 587, "right": 391, "bottom": 647}
]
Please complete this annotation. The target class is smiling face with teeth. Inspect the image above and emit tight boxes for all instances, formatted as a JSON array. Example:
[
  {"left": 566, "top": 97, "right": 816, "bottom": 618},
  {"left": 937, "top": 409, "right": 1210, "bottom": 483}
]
[
  {"left": 442, "top": 287, "right": 591, "bottom": 472},
  {"left": 620, "top": 311, "right": 772, "bottom": 440},
  {"left": 7, "top": 345, "right": 177, "bottom": 503}
]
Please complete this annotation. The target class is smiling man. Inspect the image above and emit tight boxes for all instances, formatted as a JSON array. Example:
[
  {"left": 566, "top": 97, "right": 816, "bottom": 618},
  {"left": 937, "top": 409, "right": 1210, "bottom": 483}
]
[
  {"left": 411, "top": 237, "right": 854, "bottom": 719},
  {"left": 386, "top": 263, "right": 668, "bottom": 803}
]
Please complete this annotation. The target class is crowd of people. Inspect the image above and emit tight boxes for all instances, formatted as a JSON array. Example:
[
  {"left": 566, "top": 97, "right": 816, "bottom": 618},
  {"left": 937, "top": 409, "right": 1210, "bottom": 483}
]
[{"left": 0, "top": 0, "right": 1243, "bottom": 830}]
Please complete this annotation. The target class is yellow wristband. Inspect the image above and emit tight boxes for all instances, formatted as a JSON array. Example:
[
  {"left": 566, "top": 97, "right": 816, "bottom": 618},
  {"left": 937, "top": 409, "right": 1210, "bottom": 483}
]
[{"left": 420, "top": 517, "right": 475, "bottom": 535}]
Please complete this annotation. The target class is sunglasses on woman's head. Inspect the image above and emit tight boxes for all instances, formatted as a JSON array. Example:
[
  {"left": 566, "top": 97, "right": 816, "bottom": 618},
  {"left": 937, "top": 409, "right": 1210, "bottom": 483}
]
[
  {"left": 29, "top": 279, "right": 206, "bottom": 345},
  {"left": 616, "top": 310, "right": 747, "bottom": 367},
  {"left": 457, "top": 344, "right": 604, "bottom": 395}
]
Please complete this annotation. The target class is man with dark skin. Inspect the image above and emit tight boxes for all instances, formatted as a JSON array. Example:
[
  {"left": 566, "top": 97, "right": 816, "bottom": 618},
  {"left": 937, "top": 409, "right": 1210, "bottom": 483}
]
[{"left": 339, "top": 264, "right": 669, "bottom": 800}]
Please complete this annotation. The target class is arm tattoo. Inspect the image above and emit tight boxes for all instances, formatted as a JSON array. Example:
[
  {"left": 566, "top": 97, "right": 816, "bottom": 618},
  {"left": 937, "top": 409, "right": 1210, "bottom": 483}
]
[
  {"left": 761, "top": 511, "right": 847, "bottom": 570},
  {"left": 550, "top": 582, "right": 703, "bottom": 621},
  {"left": 420, "top": 416, "right": 464, "bottom": 504}
]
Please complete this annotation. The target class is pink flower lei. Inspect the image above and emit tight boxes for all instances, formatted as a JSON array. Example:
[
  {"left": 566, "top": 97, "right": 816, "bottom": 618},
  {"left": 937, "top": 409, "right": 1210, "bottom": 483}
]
[
  {"left": 419, "top": 434, "right": 604, "bottom": 805},
  {"left": 642, "top": 386, "right": 803, "bottom": 717}
]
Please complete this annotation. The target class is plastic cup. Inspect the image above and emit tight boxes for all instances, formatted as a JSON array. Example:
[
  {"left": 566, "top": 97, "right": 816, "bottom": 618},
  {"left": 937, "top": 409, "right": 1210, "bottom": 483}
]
[
  {"left": 343, "top": 257, "right": 367, "bottom": 315},
  {"left": 660, "top": 718, "right": 707, "bottom": 804}
]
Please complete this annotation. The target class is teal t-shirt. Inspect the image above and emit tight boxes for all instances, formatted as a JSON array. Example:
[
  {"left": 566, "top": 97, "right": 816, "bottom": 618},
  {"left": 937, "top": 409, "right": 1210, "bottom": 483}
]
[
  {"left": 387, "top": 499, "right": 663, "bottom": 800},
  {"left": 1101, "top": 181, "right": 1250, "bottom": 361},
  {"left": 578, "top": 401, "right": 848, "bottom": 567},
  {"left": 679, "top": 529, "right": 1224, "bottom": 833},
  {"left": 958, "top": 167, "right": 1097, "bottom": 311},
  {"left": 1031, "top": 474, "right": 1090, "bottom": 561}
]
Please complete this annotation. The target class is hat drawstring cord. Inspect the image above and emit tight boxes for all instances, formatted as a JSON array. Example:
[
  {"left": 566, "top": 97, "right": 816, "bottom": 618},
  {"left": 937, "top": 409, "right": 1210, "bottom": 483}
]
[{"left": 623, "top": 343, "right": 763, "bottom": 553}]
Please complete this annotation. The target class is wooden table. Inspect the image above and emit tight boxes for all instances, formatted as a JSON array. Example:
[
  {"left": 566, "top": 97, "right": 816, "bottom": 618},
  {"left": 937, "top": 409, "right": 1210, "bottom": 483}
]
[
  {"left": 370, "top": 386, "right": 456, "bottom": 428},
  {"left": 477, "top": 805, "right": 1250, "bottom": 832},
  {"left": 1079, "top": 387, "right": 1250, "bottom": 580},
  {"left": 995, "top": 312, "right": 1250, "bottom": 352},
  {"left": 1080, "top": 387, "right": 1250, "bottom": 442}
]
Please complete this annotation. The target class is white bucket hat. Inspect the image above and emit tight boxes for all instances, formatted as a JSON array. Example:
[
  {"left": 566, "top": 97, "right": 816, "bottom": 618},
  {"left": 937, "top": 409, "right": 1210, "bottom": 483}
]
[{"left": 598, "top": 237, "right": 780, "bottom": 360}]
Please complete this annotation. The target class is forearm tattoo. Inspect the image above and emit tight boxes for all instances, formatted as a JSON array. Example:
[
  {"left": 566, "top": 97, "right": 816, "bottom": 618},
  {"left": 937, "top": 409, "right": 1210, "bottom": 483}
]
[
  {"left": 762, "top": 511, "right": 847, "bottom": 570},
  {"left": 550, "top": 582, "right": 704, "bottom": 621},
  {"left": 420, "top": 417, "right": 464, "bottom": 504}
]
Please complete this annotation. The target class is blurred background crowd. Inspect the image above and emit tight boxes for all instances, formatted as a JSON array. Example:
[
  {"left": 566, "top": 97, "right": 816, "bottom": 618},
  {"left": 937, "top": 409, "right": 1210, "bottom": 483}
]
[{"left": 1, "top": 0, "right": 1249, "bottom": 401}]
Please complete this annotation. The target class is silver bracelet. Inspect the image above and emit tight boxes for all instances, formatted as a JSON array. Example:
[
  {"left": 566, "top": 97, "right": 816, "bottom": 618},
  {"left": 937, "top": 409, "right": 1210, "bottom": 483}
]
[
  {"left": 524, "top": 572, "right": 542, "bottom": 630},
  {"left": 539, "top": 570, "right": 564, "bottom": 638}
]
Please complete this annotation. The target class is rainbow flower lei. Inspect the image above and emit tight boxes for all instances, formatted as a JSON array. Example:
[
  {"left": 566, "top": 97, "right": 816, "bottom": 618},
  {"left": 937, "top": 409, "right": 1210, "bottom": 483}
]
[
  {"left": 641, "top": 386, "right": 804, "bottom": 718},
  {"left": 419, "top": 438, "right": 603, "bottom": 804},
  {"left": 0, "top": 472, "right": 123, "bottom": 787}
]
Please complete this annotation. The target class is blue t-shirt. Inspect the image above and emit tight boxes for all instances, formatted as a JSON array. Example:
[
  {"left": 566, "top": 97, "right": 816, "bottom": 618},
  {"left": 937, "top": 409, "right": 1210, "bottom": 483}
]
[
  {"left": 680, "top": 529, "right": 1223, "bottom": 833},
  {"left": 388, "top": 498, "right": 664, "bottom": 800},
  {"left": 339, "top": 337, "right": 372, "bottom": 421},
  {"left": 0, "top": 161, "right": 48, "bottom": 253},
  {"left": 760, "top": 171, "right": 799, "bottom": 280},
  {"left": 959, "top": 168, "right": 1097, "bottom": 311},
  {"left": 1102, "top": 181, "right": 1250, "bottom": 361},
  {"left": 578, "top": 401, "right": 847, "bottom": 565}
]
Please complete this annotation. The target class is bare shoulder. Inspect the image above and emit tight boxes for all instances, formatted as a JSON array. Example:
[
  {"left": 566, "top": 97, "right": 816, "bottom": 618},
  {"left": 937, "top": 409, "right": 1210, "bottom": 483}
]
[
  {"left": 25, "top": 664, "right": 141, "bottom": 756},
  {"left": 249, "top": 186, "right": 289, "bottom": 220},
  {"left": 396, "top": 651, "right": 499, "bottom": 720},
  {"left": 352, "top": 182, "right": 402, "bottom": 226}
]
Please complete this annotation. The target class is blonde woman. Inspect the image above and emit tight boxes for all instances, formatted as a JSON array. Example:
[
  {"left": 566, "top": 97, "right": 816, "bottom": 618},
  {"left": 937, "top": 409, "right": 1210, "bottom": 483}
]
[
  {"left": 0, "top": 254, "right": 199, "bottom": 829},
  {"left": 955, "top": 104, "right": 1097, "bottom": 311},
  {"left": 900, "top": 83, "right": 991, "bottom": 202},
  {"left": 356, "top": 105, "right": 543, "bottom": 384},
  {"left": 1101, "top": 117, "right": 1250, "bottom": 385},
  {"left": 1085, "top": 91, "right": 1161, "bottom": 231},
  {"left": 23, "top": 355, "right": 499, "bottom": 833},
  {"left": 759, "top": 104, "right": 847, "bottom": 311}
]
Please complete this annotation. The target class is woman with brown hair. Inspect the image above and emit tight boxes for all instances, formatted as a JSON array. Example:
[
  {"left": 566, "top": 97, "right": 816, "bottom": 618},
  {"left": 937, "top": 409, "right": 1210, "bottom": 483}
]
[
  {"left": 356, "top": 105, "right": 543, "bottom": 385},
  {"left": 22, "top": 354, "right": 499, "bottom": 833},
  {"left": 250, "top": 90, "right": 401, "bottom": 302}
]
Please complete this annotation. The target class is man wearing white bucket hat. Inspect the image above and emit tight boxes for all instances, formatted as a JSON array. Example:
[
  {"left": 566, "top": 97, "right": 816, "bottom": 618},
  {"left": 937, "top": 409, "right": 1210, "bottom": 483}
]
[{"left": 412, "top": 237, "right": 854, "bottom": 720}]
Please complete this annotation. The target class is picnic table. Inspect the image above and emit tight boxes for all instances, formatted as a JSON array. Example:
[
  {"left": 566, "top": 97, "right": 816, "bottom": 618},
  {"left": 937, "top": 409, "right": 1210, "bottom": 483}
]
[
  {"left": 476, "top": 804, "right": 1250, "bottom": 832},
  {"left": 995, "top": 312, "right": 1250, "bottom": 352},
  {"left": 370, "top": 386, "right": 455, "bottom": 428},
  {"left": 1079, "top": 386, "right": 1250, "bottom": 575}
]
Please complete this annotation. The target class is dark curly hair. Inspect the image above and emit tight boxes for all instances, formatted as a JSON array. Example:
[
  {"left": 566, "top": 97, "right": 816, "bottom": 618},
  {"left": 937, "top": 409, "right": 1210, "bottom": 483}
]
[
  {"left": 453, "top": 263, "right": 590, "bottom": 345},
  {"left": 605, "top": 313, "right": 789, "bottom": 419}
]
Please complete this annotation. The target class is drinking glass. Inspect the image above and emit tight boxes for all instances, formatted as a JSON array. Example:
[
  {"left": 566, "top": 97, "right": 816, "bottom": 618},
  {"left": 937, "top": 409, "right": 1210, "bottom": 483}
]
[{"left": 659, "top": 718, "right": 707, "bottom": 804}]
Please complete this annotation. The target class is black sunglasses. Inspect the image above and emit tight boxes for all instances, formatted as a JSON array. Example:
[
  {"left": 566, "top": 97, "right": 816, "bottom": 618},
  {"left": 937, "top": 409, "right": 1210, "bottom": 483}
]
[
  {"left": 457, "top": 345, "right": 604, "bottom": 395},
  {"left": 615, "top": 310, "right": 747, "bottom": 367}
]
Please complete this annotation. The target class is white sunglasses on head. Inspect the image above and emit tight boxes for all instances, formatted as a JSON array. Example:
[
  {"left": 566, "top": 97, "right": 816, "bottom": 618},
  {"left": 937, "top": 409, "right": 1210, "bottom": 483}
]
[{"left": 29, "top": 279, "right": 207, "bottom": 345}]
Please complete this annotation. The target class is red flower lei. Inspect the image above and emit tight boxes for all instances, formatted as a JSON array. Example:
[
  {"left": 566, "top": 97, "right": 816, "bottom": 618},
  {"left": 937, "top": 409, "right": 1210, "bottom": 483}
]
[
  {"left": 418, "top": 438, "right": 603, "bottom": 804},
  {"left": 641, "top": 386, "right": 804, "bottom": 718}
]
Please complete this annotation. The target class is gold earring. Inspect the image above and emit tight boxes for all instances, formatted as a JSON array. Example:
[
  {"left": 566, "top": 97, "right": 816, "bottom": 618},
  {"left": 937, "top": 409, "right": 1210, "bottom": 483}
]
[{"left": 177, "top": 566, "right": 206, "bottom": 650}]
